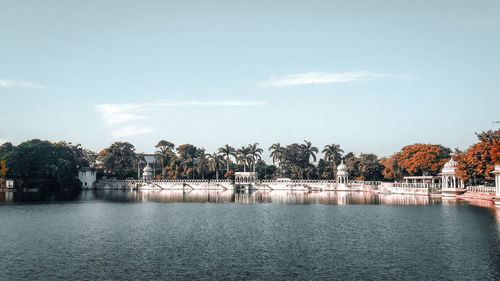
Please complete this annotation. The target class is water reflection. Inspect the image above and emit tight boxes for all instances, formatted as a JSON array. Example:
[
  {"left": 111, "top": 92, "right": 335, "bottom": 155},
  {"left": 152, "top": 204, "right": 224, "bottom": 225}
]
[
  {"left": 84, "top": 190, "right": 455, "bottom": 206},
  {"left": 0, "top": 190, "right": 496, "bottom": 209}
]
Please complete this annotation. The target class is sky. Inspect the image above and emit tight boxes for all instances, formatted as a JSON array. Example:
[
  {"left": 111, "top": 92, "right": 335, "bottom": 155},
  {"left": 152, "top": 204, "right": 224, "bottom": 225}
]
[{"left": 0, "top": 0, "right": 499, "bottom": 159}]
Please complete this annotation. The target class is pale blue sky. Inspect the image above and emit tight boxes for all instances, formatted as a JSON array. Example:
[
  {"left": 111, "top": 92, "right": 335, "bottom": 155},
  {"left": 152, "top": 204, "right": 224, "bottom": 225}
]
[{"left": 0, "top": 0, "right": 499, "bottom": 158}]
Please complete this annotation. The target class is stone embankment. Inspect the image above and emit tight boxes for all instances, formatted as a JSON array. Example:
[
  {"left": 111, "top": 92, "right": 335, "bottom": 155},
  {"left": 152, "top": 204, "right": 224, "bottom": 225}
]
[{"left": 96, "top": 179, "right": 381, "bottom": 192}]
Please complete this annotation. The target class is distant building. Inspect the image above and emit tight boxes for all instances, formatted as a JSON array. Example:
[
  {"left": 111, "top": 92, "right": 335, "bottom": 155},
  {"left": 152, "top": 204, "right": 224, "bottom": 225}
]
[
  {"left": 235, "top": 172, "right": 257, "bottom": 183},
  {"left": 142, "top": 154, "right": 158, "bottom": 178},
  {"left": 439, "top": 158, "right": 465, "bottom": 196},
  {"left": 403, "top": 175, "right": 440, "bottom": 184},
  {"left": 142, "top": 164, "right": 153, "bottom": 181},
  {"left": 6, "top": 180, "right": 14, "bottom": 189},
  {"left": 337, "top": 160, "right": 348, "bottom": 184},
  {"left": 78, "top": 167, "right": 96, "bottom": 189}
]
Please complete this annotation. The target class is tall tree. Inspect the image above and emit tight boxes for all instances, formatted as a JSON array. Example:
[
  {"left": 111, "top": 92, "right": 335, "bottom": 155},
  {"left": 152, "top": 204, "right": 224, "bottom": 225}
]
[
  {"left": 3, "top": 139, "right": 80, "bottom": 189},
  {"left": 208, "top": 152, "right": 223, "bottom": 180},
  {"left": 394, "top": 144, "right": 451, "bottom": 176},
  {"left": 358, "top": 153, "right": 384, "bottom": 181},
  {"left": 218, "top": 144, "right": 236, "bottom": 176},
  {"left": 247, "top": 143, "right": 263, "bottom": 172},
  {"left": 302, "top": 140, "right": 319, "bottom": 164},
  {"left": 322, "top": 144, "right": 344, "bottom": 179},
  {"left": 177, "top": 144, "right": 198, "bottom": 179},
  {"left": 155, "top": 140, "right": 175, "bottom": 178},
  {"left": 99, "top": 142, "right": 136, "bottom": 178},
  {"left": 196, "top": 148, "right": 210, "bottom": 179},
  {"left": 455, "top": 129, "right": 500, "bottom": 183},
  {"left": 236, "top": 146, "right": 252, "bottom": 172},
  {"left": 269, "top": 142, "right": 284, "bottom": 177},
  {"left": 83, "top": 149, "right": 98, "bottom": 168},
  {"left": 134, "top": 153, "right": 146, "bottom": 180}
]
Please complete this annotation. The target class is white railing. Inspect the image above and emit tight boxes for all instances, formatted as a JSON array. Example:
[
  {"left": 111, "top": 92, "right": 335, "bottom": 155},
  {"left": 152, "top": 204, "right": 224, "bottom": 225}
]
[
  {"left": 391, "top": 183, "right": 442, "bottom": 189},
  {"left": 97, "top": 178, "right": 382, "bottom": 187},
  {"left": 99, "top": 179, "right": 231, "bottom": 184},
  {"left": 466, "top": 185, "right": 496, "bottom": 193},
  {"left": 260, "top": 179, "right": 337, "bottom": 184}
]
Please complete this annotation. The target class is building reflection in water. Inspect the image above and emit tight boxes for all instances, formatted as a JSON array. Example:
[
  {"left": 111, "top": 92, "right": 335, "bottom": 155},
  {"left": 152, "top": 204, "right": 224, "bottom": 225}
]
[
  {"left": 0, "top": 190, "right": 498, "bottom": 211},
  {"left": 87, "top": 190, "right": 449, "bottom": 206}
]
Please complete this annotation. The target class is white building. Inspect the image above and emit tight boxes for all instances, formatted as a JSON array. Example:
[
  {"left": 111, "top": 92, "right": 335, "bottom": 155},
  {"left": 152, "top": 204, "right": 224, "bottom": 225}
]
[
  {"left": 439, "top": 158, "right": 465, "bottom": 196},
  {"left": 235, "top": 172, "right": 257, "bottom": 183},
  {"left": 337, "top": 160, "right": 348, "bottom": 184},
  {"left": 6, "top": 179, "right": 14, "bottom": 189},
  {"left": 78, "top": 167, "right": 96, "bottom": 189},
  {"left": 142, "top": 164, "right": 154, "bottom": 181}
]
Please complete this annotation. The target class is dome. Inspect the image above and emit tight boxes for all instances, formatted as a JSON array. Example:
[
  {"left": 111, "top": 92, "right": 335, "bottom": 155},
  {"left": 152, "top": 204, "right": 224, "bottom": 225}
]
[
  {"left": 444, "top": 158, "right": 457, "bottom": 168},
  {"left": 337, "top": 160, "right": 347, "bottom": 172},
  {"left": 143, "top": 164, "right": 153, "bottom": 173},
  {"left": 142, "top": 164, "right": 153, "bottom": 180}
]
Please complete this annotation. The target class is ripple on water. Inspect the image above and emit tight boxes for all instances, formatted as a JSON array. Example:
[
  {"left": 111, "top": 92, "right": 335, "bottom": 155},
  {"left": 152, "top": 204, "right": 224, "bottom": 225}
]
[{"left": 0, "top": 191, "right": 499, "bottom": 280}]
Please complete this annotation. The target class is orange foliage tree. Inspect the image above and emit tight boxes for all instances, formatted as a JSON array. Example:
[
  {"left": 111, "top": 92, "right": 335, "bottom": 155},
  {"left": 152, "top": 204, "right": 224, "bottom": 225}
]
[
  {"left": 381, "top": 144, "right": 451, "bottom": 180},
  {"left": 380, "top": 157, "right": 400, "bottom": 181},
  {"left": 0, "top": 160, "right": 7, "bottom": 176},
  {"left": 455, "top": 130, "right": 500, "bottom": 182}
]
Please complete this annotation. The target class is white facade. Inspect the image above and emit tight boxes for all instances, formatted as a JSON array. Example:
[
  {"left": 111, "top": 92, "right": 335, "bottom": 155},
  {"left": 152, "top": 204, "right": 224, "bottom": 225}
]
[
  {"left": 235, "top": 172, "right": 257, "bottom": 183},
  {"left": 78, "top": 168, "right": 96, "bottom": 189},
  {"left": 336, "top": 160, "right": 348, "bottom": 184},
  {"left": 142, "top": 164, "right": 153, "bottom": 181},
  {"left": 439, "top": 158, "right": 464, "bottom": 196},
  {"left": 6, "top": 179, "right": 14, "bottom": 189}
]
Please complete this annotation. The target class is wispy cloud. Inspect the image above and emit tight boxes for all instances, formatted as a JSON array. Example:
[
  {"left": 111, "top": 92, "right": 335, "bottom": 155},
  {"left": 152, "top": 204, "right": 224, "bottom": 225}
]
[
  {"left": 0, "top": 79, "right": 47, "bottom": 89},
  {"left": 95, "top": 104, "right": 148, "bottom": 125},
  {"left": 112, "top": 126, "right": 154, "bottom": 138},
  {"left": 96, "top": 100, "right": 266, "bottom": 138},
  {"left": 259, "top": 71, "right": 413, "bottom": 87}
]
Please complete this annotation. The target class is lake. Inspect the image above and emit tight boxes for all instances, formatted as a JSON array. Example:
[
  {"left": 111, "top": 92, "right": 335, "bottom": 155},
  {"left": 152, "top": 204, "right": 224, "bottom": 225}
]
[{"left": 1, "top": 190, "right": 499, "bottom": 280}]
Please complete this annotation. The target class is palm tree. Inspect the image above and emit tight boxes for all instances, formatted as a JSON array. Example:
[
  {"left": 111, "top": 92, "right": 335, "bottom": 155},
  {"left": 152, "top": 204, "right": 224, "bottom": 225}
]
[
  {"left": 302, "top": 140, "right": 318, "bottom": 164},
  {"left": 134, "top": 153, "right": 146, "bottom": 180},
  {"left": 208, "top": 153, "right": 223, "bottom": 180},
  {"left": 218, "top": 144, "right": 236, "bottom": 176},
  {"left": 301, "top": 140, "right": 318, "bottom": 179},
  {"left": 236, "top": 146, "right": 252, "bottom": 172},
  {"left": 155, "top": 140, "right": 175, "bottom": 178},
  {"left": 269, "top": 143, "right": 284, "bottom": 177},
  {"left": 247, "top": 143, "right": 263, "bottom": 172},
  {"left": 322, "top": 144, "right": 344, "bottom": 179},
  {"left": 196, "top": 148, "right": 210, "bottom": 179}
]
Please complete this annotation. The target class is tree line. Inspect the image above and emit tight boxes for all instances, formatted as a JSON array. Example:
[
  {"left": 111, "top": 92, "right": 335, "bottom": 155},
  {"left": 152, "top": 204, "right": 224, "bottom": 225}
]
[{"left": 0, "top": 129, "right": 498, "bottom": 189}]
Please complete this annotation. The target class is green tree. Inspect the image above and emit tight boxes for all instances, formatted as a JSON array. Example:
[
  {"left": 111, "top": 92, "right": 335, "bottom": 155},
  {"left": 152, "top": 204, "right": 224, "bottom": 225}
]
[
  {"left": 155, "top": 140, "right": 175, "bottom": 178},
  {"left": 177, "top": 144, "right": 198, "bottom": 179},
  {"left": 322, "top": 144, "right": 344, "bottom": 179},
  {"left": 3, "top": 139, "right": 80, "bottom": 189},
  {"left": 269, "top": 142, "right": 284, "bottom": 177},
  {"left": 236, "top": 146, "right": 253, "bottom": 172},
  {"left": 196, "top": 148, "right": 210, "bottom": 179},
  {"left": 358, "top": 153, "right": 384, "bottom": 181},
  {"left": 99, "top": 142, "right": 136, "bottom": 178},
  {"left": 218, "top": 144, "right": 236, "bottom": 176},
  {"left": 247, "top": 143, "right": 263, "bottom": 172},
  {"left": 208, "top": 152, "right": 224, "bottom": 180}
]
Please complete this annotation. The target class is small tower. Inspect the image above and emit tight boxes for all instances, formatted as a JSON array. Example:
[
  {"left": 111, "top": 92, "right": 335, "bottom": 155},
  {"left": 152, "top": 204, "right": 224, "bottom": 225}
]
[
  {"left": 142, "top": 164, "right": 153, "bottom": 181},
  {"left": 336, "top": 160, "right": 348, "bottom": 185},
  {"left": 439, "top": 158, "right": 465, "bottom": 196}
]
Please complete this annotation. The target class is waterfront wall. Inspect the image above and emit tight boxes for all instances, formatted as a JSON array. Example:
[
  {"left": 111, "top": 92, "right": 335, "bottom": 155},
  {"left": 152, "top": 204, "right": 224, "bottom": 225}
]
[{"left": 95, "top": 179, "right": 381, "bottom": 191}]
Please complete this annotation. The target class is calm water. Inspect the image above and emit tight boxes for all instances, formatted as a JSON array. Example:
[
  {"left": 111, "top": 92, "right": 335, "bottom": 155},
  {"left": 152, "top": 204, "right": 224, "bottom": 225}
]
[{"left": 1, "top": 190, "right": 499, "bottom": 280}]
